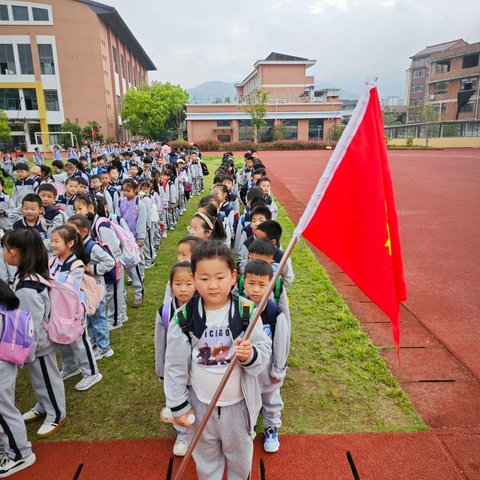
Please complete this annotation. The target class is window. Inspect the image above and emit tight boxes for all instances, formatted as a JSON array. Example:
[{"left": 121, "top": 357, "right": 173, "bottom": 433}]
[
  {"left": 12, "top": 5, "right": 28, "bottom": 21},
  {"left": 18, "top": 44, "right": 33, "bottom": 74},
  {"left": 0, "top": 44, "right": 16, "bottom": 74},
  {"left": 120, "top": 55, "right": 125, "bottom": 79},
  {"left": 412, "top": 69, "right": 424, "bottom": 78},
  {"left": 23, "top": 88, "right": 38, "bottom": 110},
  {"left": 133, "top": 66, "right": 137, "bottom": 85},
  {"left": 44, "top": 90, "right": 59, "bottom": 111},
  {"left": 459, "top": 102, "right": 474, "bottom": 114},
  {"left": 282, "top": 119, "right": 298, "bottom": 139},
  {"left": 442, "top": 123, "right": 462, "bottom": 137},
  {"left": 218, "top": 135, "right": 231, "bottom": 142},
  {"left": 463, "top": 54, "right": 479, "bottom": 69},
  {"left": 434, "top": 82, "right": 448, "bottom": 94},
  {"left": 432, "top": 103, "right": 446, "bottom": 116},
  {"left": 239, "top": 119, "right": 253, "bottom": 141},
  {"left": 465, "top": 122, "right": 480, "bottom": 137},
  {"left": 411, "top": 84, "right": 424, "bottom": 93},
  {"left": 461, "top": 77, "right": 478, "bottom": 90},
  {"left": 127, "top": 61, "right": 131, "bottom": 83},
  {"left": 38, "top": 44, "right": 55, "bottom": 74},
  {"left": 0, "top": 5, "right": 9, "bottom": 20},
  {"left": 32, "top": 7, "right": 49, "bottom": 21},
  {"left": 116, "top": 95, "right": 121, "bottom": 113},
  {"left": 410, "top": 99, "right": 423, "bottom": 107},
  {"left": 216, "top": 120, "right": 231, "bottom": 127},
  {"left": 308, "top": 119, "right": 324, "bottom": 140},
  {"left": 436, "top": 61, "right": 450, "bottom": 73},
  {"left": 112, "top": 46, "right": 118, "bottom": 74},
  {"left": 0, "top": 88, "right": 20, "bottom": 110}
]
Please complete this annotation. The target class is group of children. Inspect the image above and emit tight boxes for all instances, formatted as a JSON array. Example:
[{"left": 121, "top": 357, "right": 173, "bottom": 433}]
[
  {"left": 0, "top": 146, "right": 293, "bottom": 479},
  {"left": 154, "top": 149, "right": 293, "bottom": 480}
]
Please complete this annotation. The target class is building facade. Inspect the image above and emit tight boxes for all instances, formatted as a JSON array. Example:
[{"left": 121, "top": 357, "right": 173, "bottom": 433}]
[
  {"left": 186, "top": 53, "right": 342, "bottom": 143},
  {"left": 404, "top": 39, "right": 480, "bottom": 123},
  {"left": 0, "top": 0, "right": 156, "bottom": 151}
]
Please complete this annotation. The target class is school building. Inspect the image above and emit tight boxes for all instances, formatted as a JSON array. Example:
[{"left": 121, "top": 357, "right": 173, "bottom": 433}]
[
  {"left": 0, "top": 0, "right": 156, "bottom": 152},
  {"left": 185, "top": 53, "right": 342, "bottom": 144}
]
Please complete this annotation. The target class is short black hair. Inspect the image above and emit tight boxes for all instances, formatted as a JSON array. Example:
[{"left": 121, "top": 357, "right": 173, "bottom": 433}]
[
  {"left": 256, "top": 220, "right": 282, "bottom": 244},
  {"left": 76, "top": 177, "right": 88, "bottom": 187},
  {"left": 191, "top": 240, "right": 234, "bottom": 274},
  {"left": 250, "top": 205, "right": 272, "bottom": 221},
  {"left": 51, "top": 160, "right": 64, "bottom": 170},
  {"left": 244, "top": 259, "right": 273, "bottom": 279},
  {"left": 248, "top": 238, "right": 276, "bottom": 258},
  {"left": 22, "top": 193, "right": 42, "bottom": 208},
  {"left": 14, "top": 162, "right": 29, "bottom": 171},
  {"left": 37, "top": 183, "right": 57, "bottom": 196},
  {"left": 169, "top": 261, "right": 192, "bottom": 285}
]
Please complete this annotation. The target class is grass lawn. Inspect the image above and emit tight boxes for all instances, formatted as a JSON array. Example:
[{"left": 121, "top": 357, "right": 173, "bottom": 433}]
[{"left": 12, "top": 155, "right": 426, "bottom": 442}]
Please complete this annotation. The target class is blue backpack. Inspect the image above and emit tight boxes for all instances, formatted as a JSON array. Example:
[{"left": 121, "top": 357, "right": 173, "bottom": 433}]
[
  {"left": 0, "top": 305, "right": 34, "bottom": 368},
  {"left": 85, "top": 239, "right": 120, "bottom": 285}
]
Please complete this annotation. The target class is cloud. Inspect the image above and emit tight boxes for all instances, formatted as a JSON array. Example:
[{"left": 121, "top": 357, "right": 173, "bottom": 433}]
[
  {"left": 225, "top": 19, "right": 250, "bottom": 39},
  {"left": 310, "top": 0, "right": 350, "bottom": 15}
]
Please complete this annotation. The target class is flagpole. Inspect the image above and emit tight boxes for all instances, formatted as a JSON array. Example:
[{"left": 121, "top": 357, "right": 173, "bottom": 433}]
[{"left": 172, "top": 234, "right": 300, "bottom": 480}]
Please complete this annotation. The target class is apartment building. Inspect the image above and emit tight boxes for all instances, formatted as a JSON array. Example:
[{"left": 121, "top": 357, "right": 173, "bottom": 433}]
[
  {"left": 185, "top": 52, "right": 342, "bottom": 143},
  {"left": 427, "top": 42, "right": 480, "bottom": 122},
  {"left": 0, "top": 0, "right": 156, "bottom": 151},
  {"left": 405, "top": 39, "right": 480, "bottom": 123}
]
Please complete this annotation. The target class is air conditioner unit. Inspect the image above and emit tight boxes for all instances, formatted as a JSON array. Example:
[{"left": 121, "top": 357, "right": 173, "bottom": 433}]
[{"left": 429, "top": 95, "right": 435, "bottom": 100}]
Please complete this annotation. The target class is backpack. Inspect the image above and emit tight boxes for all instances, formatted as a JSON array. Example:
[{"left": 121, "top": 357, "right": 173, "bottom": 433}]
[
  {"left": 95, "top": 216, "right": 140, "bottom": 269},
  {"left": 0, "top": 305, "right": 34, "bottom": 367},
  {"left": 49, "top": 258, "right": 104, "bottom": 317},
  {"left": 85, "top": 239, "right": 120, "bottom": 285},
  {"left": 32, "top": 274, "right": 88, "bottom": 345},
  {"left": 200, "top": 161, "right": 209, "bottom": 176},
  {"left": 160, "top": 300, "right": 173, "bottom": 331}
]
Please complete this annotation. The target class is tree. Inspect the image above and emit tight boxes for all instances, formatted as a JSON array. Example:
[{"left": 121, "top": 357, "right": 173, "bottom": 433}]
[
  {"left": 0, "top": 109, "right": 12, "bottom": 142},
  {"left": 270, "top": 123, "right": 286, "bottom": 141},
  {"left": 59, "top": 119, "right": 82, "bottom": 149},
  {"left": 331, "top": 124, "right": 345, "bottom": 142},
  {"left": 121, "top": 82, "right": 189, "bottom": 140},
  {"left": 418, "top": 105, "right": 439, "bottom": 146},
  {"left": 239, "top": 89, "right": 269, "bottom": 143},
  {"left": 81, "top": 120, "right": 104, "bottom": 143},
  {"left": 382, "top": 107, "right": 403, "bottom": 126}
]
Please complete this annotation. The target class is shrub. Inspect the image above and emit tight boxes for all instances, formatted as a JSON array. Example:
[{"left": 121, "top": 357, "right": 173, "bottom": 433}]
[
  {"left": 177, "top": 139, "right": 335, "bottom": 151},
  {"left": 406, "top": 137, "right": 414, "bottom": 147}
]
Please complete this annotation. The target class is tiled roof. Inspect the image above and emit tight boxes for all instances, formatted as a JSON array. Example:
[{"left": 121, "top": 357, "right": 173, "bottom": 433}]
[{"left": 411, "top": 39, "right": 465, "bottom": 59}]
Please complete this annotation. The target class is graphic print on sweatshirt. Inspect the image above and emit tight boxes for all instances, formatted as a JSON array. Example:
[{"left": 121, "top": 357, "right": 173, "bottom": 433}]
[{"left": 193, "top": 326, "right": 234, "bottom": 367}]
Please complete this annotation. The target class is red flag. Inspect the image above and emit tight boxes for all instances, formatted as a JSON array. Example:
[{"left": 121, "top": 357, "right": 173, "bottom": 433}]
[
  {"left": 92, "top": 128, "right": 98, "bottom": 138},
  {"left": 294, "top": 79, "right": 407, "bottom": 351}
]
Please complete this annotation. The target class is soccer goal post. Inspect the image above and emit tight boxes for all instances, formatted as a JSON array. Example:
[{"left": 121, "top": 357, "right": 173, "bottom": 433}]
[{"left": 34, "top": 131, "right": 78, "bottom": 151}]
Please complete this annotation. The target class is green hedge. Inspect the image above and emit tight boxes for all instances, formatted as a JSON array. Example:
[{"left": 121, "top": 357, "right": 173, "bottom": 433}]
[{"left": 169, "top": 139, "right": 336, "bottom": 151}]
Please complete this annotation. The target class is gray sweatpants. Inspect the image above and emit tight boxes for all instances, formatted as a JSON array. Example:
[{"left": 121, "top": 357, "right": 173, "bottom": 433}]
[
  {"left": 126, "top": 262, "right": 144, "bottom": 300},
  {"left": 106, "top": 265, "right": 126, "bottom": 327},
  {"left": 143, "top": 227, "right": 156, "bottom": 267},
  {"left": 0, "top": 361, "right": 32, "bottom": 461},
  {"left": 261, "top": 389, "right": 283, "bottom": 428},
  {"left": 188, "top": 389, "right": 253, "bottom": 480},
  {"left": 58, "top": 330, "right": 98, "bottom": 376},
  {"left": 27, "top": 351, "right": 66, "bottom": 424}
]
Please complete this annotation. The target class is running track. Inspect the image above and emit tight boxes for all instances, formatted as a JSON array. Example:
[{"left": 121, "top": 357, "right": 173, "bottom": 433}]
[{"left": 259, "top": 148, "right": 480, "bottom": 428}]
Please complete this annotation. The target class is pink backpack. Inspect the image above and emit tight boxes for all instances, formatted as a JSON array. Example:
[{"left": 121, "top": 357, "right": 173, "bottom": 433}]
[
  {"left": 95, "top": 217, "right": 140, "bottom": 269},
  {"left": 32, "top": 273, "right": 88, "bottom": 345},
  {"left": 0, "top": 305, "right": 34, "bottom": 367}
]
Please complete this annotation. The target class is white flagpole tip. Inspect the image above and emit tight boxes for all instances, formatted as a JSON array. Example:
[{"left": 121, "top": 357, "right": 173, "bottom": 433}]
[{"left": 365, "top": 76, "right": 378, "bottom": 87}]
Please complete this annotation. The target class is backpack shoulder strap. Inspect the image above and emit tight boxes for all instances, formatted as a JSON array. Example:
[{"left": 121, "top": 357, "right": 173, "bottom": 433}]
[
  {"left": 176, "top": 305, "right": 191, "bottom": 344},
  {"left": 160, "top": 300, "right": 172, "bottom": 331},
  {"left": 84, "top": 239, "right": 95, "bottom": 259},
  {"left": 273, "top": 278, "right": 283, "bottom": 304},
  {"left": 238, "top": 275, "right": 245, "bottom": 296}
]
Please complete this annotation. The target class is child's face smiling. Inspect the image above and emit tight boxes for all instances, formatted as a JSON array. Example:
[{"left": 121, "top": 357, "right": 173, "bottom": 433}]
[
  {"left": 22, "top": 201, "right": 41, "bottom": 224},
  {"left": 194, "top": 257, "right": 236, "bottom": 310}
]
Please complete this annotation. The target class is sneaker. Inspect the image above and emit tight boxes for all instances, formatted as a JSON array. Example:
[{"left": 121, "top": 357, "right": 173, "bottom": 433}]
[
  {"left": 122, "top": 316, "right": 129, "bottom": 323},
  {"left": 145, "top": 263, "right": 154, "bottom": 269},
  {"left": 75, "top": 373, "right": 103, "bottom": 391},
  {"left": 109, "top": 322, "right": 123, "bottom": 331},
  {"left": 131, "top": 298, "right": 143, "bottom": 308},
  {"left": 173, "top": 438, "right": 188, "bottom": 457},
  {"left": 169, "top": 226, "right": 175, "bottom": 231},
  {"left": 126, "top": 278, "right": 132, "bottom": 285},
  {"left": 0, "top": 453, "right": 36, "bottom": 477},
  {"left": 61, "top": 368, "right": 81, "bottom": 381},
  {"left": 22, "top": 408, "right": 46, "bottom": 425},
  {"left": 94, "top": 347, "right": 114, "bottom": 360},
  {"left": 37, "top": 417, "right": 68, "bottom": 439},
  {"left": 162, "top": 232, "right": 168, "bottom": 238},
  {"left": 264, "top": 427, "right": 280, "bottom": 453}
]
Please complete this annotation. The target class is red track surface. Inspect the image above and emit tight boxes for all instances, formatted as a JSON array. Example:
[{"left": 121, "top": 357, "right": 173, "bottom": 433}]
[{"left": 18, "top": 148, "right": 480, "bottom": 479}]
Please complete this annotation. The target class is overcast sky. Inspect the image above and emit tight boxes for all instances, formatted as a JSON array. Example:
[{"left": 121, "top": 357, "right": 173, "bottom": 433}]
[{"left": 112, "top": 0, "right": 479, "bottom": 99}]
